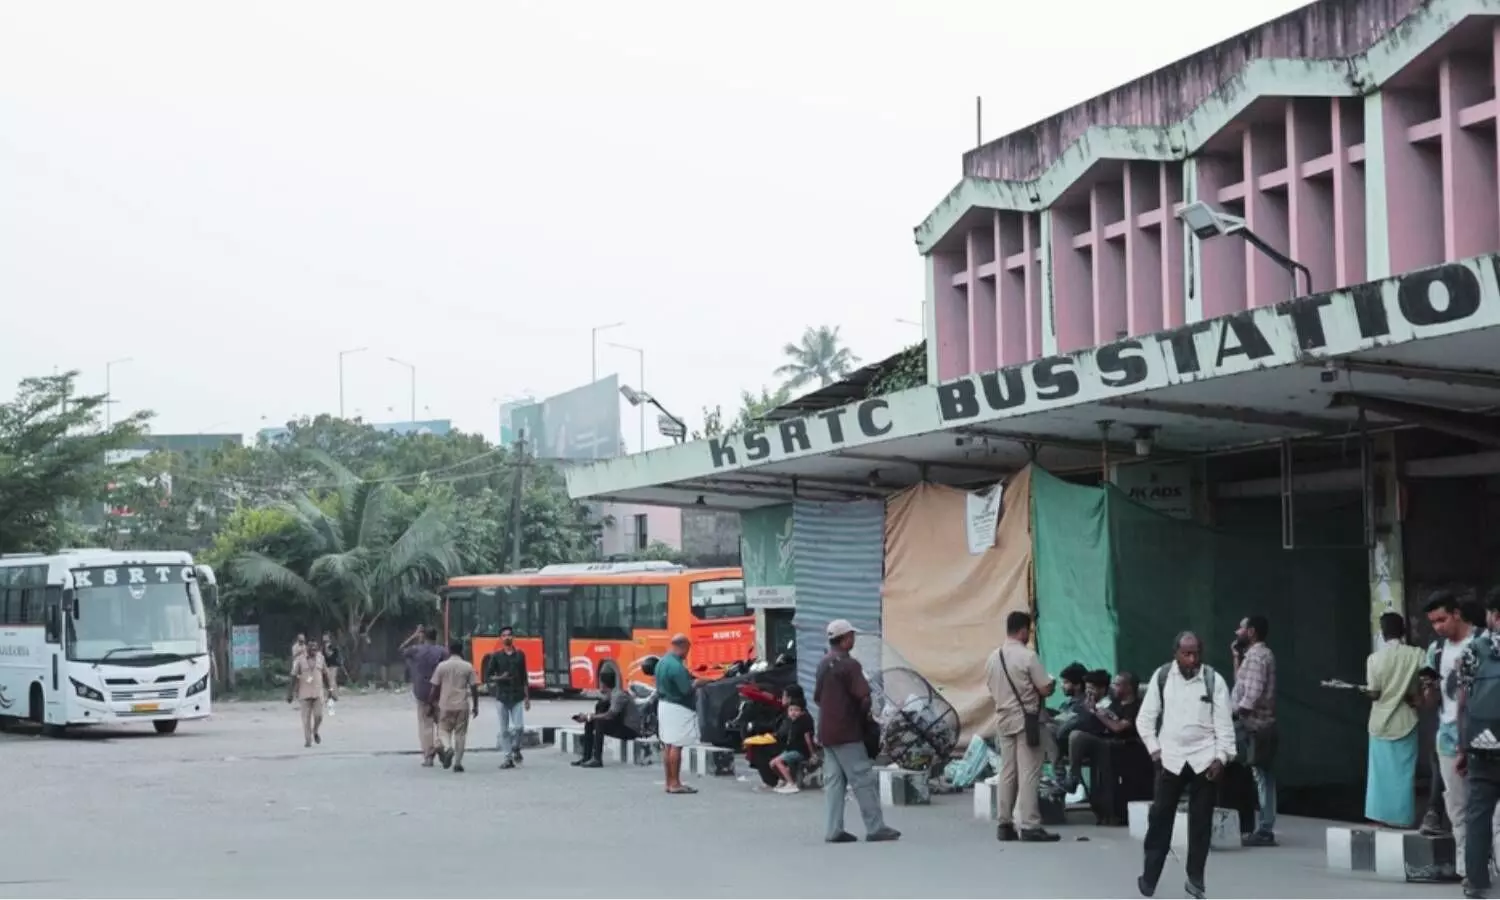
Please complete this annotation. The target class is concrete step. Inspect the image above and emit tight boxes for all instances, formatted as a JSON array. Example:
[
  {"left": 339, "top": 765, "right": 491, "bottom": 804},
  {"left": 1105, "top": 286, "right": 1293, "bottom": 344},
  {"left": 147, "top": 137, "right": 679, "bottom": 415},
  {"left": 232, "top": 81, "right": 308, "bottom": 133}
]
[
  {"left": 1325, "top": 826, "right": 1460, "bottom": 883},
  {"left": 877, "top": 765, "right": 930, "bottom": 806},
  {"left": 1126, "top": 801, "right": 1242, "bottom": 851},
  {"left": 556, "top": 727, "right": 660, "bottom": 765}
]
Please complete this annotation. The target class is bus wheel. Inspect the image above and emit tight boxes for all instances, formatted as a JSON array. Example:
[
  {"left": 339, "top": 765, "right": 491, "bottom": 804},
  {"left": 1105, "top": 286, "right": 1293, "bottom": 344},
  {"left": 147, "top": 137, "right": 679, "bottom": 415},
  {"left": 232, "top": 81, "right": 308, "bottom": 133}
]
[
  {"left": 28, "top": 684, "right": 43, "bottom": 725},
  {"left": 153, "top": 720, "right": 179, "bottom": 735}
]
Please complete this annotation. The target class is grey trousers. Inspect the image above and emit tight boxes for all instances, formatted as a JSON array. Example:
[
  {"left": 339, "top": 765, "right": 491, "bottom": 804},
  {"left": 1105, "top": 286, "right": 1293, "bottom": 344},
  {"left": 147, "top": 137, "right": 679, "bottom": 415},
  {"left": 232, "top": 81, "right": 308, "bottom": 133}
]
[{"left": 824, "top": 741, "right": 886, "bottom": 840}]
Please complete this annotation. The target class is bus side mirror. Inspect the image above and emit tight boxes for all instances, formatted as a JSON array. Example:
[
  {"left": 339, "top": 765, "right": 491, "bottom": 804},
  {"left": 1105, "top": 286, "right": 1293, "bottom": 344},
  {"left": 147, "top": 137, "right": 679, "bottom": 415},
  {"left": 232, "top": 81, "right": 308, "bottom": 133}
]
[{"left": 63, "top": 589, "right": 78, "bottom": 619}]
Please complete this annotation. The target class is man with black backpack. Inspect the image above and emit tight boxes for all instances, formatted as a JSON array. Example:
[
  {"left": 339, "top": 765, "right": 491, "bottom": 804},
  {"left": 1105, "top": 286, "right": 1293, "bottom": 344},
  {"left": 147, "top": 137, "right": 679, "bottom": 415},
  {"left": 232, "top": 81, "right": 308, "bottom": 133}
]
[
  {"left": 1135, "top": 632, "right": 1235, "bottom": 900},
  {"left": 1458, "top": 588, "right": 1500, "bottom": 898}
]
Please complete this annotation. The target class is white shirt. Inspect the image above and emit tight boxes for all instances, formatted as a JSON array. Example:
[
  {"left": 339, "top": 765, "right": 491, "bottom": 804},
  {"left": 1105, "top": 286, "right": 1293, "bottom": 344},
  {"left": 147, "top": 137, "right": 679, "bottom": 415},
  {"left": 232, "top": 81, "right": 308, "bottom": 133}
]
[
  {"left": 1439, "top": 635, "right": 1473, "bottom": 725},
  {"left": 1138, "top": 663, "right": 1236, "bottom": 775}
]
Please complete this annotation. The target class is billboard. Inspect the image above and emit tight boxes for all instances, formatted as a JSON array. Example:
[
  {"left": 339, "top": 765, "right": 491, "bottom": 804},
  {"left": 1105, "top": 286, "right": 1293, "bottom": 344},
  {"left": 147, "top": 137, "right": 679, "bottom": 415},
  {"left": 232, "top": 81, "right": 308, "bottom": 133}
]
[
  {"left": 515, "top": 377, "right": 623, "bottom": 461},
  {"left": 498, "top": 398, "right": 535, "bottom": 445}
]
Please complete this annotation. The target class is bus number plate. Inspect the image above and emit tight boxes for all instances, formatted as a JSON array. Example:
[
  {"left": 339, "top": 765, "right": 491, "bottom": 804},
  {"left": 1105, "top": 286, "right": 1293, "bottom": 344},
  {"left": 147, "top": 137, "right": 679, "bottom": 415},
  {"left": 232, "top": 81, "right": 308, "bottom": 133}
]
[{"left": 131, "top": 703, "right": 160, "bottom": 713}]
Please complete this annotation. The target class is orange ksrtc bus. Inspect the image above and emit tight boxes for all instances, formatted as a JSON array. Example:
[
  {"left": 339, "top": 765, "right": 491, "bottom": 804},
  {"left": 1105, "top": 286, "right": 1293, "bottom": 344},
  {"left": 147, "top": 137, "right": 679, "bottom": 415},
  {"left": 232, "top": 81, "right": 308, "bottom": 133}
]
[{"left": 441, "top": 562, "right": 753, "bottom": 693}]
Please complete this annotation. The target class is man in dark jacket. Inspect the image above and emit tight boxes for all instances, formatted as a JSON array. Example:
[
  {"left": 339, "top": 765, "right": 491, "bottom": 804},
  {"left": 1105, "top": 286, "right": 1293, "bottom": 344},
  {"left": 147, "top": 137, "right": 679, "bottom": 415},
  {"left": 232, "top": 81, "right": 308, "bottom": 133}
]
[
  {"left": 814, "top": 619, "right": 900, "bottom": 844},
  {"left": 572, "top": 669, "right": 641, "bottom": 768}
]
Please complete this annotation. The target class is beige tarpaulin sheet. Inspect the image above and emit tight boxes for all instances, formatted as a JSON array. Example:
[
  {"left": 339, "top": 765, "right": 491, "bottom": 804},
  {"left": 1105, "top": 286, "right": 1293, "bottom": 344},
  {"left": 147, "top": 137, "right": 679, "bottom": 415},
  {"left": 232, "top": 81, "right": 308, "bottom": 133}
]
[{"left": 882, "top": 467, "right": 1034, "bottom": 740}]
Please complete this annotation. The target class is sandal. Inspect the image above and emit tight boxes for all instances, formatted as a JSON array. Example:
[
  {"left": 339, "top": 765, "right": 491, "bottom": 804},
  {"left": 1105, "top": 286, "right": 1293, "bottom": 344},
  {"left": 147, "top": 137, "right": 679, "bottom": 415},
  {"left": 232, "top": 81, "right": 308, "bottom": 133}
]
[{"left": 666, "top": 785, "right": 699, "bottom": 794}]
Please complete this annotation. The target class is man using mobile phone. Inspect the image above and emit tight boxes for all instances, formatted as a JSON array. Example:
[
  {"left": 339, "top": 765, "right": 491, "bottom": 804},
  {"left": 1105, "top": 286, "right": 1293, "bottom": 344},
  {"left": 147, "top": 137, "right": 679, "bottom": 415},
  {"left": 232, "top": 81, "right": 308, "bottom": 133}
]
[{"left": 484, "top": 626, "right": 530, "bottom": 769}]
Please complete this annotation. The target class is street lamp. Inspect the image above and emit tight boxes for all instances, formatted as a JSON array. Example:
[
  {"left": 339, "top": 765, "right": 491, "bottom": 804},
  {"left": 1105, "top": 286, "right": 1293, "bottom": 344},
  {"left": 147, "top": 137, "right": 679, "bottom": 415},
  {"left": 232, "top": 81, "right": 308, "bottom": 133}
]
[
  {"left": 591, "top": 321, "right": 625, "bottom": 383},
  {"left": 386, "top": 357, "right": 416, "bottom": 424},
  {"left": 620, "top": 384, "right": 687, "bottom": 444},
  {"left": 608, "top": 342, "right": 647, "bottom": 453},
  {"left": 1176, "top": 201, "right": 1313, "bottom": 298},
  {"left": 338, "top": 347, "right": 367, "bottom": 419},
  {"left": 104, "top": 357, "right": 133, "bottom": 430}
]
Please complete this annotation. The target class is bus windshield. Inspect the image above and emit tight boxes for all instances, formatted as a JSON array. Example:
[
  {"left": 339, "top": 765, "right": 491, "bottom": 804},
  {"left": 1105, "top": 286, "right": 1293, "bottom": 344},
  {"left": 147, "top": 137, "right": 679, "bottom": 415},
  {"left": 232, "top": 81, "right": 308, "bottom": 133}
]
[{"left": 68, "top": 568, "right": 205, "bottom": 663}]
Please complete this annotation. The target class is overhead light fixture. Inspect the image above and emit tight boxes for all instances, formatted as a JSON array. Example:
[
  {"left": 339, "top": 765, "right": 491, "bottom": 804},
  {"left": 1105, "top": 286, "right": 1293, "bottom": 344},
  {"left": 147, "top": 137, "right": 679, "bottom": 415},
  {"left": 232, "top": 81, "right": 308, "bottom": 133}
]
[
  {"left": 1176, "top": 200, "right": 1312, "bottom": 297},
  {"left": 1132, "top": 425, "right": 1158, "bottom": 458},
  {"left": 619, "top": 385, "right": 644, "bottom": 406}
]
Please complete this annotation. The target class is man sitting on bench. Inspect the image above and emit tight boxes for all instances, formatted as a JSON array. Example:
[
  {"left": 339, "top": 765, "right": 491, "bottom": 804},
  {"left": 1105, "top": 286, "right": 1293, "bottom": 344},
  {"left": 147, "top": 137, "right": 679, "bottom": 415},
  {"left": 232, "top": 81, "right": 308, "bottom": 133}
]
[
  {"left": 572, "top": 669, "right": 641, "bottom": 768},
  {"left": 1063, "top": 671, "right": 1143, "bottom": 825}
]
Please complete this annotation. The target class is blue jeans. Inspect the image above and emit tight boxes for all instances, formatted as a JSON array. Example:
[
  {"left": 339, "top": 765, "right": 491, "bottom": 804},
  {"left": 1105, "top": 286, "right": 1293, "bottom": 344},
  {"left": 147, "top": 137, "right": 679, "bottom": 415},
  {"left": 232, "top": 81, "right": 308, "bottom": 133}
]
[
  {"left": 496, "top": 701, "right": 525, "bottom": 760},
  {"left": 1252, "top": 765, "right": 1277, "bottom": 835}
]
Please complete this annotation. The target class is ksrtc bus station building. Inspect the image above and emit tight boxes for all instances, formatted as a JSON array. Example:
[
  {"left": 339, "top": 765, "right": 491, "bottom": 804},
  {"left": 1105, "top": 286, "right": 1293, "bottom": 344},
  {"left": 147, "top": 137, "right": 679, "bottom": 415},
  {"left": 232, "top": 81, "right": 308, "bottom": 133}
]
[{"left": 568, "top": 0, "right": 1500, "bottom": 842}]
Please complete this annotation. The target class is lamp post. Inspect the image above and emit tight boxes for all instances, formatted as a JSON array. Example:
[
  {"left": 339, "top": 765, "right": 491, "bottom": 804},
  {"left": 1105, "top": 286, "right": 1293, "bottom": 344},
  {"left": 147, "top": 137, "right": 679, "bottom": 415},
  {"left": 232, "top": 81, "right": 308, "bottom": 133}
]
[
  {"left": 620, "top": 384, "right": 687, "bottom": 444},
  {"left": 591, "top": 321, "right": 625, "bottom": 383},
  {"left": 386, "top": 357, "right": 416, "bottom": 424},
  {"left": 1176, "top": 201, "right": 1312, "bottom": 298},
  {"left": 608, "top": 342, "right": 646, "bottom": 452},
  {"left": 104, "top": 357, "right": 132, "bottom": 431},
  {"left": 338, "top": 347, "right": 367, "bottom": 419}
]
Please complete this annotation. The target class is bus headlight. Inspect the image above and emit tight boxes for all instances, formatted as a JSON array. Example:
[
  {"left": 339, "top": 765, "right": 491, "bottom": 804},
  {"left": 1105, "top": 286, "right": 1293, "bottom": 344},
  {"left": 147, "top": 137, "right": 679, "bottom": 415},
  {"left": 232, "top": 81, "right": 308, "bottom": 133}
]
[
  {"left": 186, "top": 675, "right": 209, "bottom": 697},
  {"left": 70, "top": 678, "right": 104, "bottom": 702}
]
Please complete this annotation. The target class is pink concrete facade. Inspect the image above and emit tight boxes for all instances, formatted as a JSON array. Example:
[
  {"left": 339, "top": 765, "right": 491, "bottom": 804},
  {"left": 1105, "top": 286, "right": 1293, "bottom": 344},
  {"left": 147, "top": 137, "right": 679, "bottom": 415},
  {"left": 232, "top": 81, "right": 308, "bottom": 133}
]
[
  {"left": 596, "top": 501, "right": 682, "bottom": 558},
  {"left": 924, "top": 0, "right": 1500, "bottom": 380}
]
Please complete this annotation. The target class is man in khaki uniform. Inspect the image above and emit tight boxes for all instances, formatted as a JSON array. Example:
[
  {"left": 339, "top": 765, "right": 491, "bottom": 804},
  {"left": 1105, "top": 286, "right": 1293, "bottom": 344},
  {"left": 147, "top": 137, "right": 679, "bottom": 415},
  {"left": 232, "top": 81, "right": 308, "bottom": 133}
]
[
  {"left": 430, "top": 640, "right": 479, "bottom": 773},
  {"left": 985, "top": 610, "right": 1062, "bottom": 843},
  {"left": 286, "top": 639, "right": 334, "bottom": 748}
]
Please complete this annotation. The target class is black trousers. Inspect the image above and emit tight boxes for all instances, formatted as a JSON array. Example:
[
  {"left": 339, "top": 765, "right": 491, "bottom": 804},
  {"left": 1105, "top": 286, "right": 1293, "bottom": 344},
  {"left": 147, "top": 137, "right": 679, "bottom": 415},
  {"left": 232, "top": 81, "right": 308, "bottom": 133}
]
[
  {"left": 1068, "top": 732, "right": 1115, "bottom": 815},
  {"left": 1142, "top": 763, "right": 1216, "bottom": 889},
  {"left": 583, "top": 717, "right": 637, "bottom": 760},
  {"left": 1467, "top": 754, "right": 1500, "bottom": 890}
]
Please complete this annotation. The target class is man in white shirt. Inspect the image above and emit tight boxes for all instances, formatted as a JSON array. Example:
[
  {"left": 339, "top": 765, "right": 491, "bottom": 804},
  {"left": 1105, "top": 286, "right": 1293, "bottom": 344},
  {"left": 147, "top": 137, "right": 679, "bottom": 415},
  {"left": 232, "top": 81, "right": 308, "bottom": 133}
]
[{"left": 1136, "top": 632, "right": 1235, "bottom": 900}]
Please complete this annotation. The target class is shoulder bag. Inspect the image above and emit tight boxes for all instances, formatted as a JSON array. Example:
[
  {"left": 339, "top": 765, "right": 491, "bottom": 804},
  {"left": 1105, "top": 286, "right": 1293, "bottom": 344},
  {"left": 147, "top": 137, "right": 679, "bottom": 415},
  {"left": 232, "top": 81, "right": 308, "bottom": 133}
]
[{"left": 999, "top": 647, "right": 1042, "bottom": 748}]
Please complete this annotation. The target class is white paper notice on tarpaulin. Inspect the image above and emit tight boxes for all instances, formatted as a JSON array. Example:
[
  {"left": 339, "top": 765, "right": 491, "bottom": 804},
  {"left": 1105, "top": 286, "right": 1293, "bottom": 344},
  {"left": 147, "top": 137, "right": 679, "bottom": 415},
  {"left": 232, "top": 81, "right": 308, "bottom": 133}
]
[{"left": 965, "top": 482, "right": 1004, "bottom": 555}]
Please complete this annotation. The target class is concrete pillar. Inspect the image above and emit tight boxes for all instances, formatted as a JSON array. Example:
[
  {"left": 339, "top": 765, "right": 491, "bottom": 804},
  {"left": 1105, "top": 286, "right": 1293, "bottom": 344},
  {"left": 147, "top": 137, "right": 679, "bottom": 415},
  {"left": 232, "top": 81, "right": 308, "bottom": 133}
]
[{"left": 1368, "top": 432, "right": 1405, "bottom": 650}]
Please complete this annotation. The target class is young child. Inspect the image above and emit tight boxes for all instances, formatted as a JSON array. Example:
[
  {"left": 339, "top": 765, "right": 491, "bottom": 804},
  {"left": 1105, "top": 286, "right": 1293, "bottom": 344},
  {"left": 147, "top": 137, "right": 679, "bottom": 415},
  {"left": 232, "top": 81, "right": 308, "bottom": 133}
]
[{"left": 771, "top": 702, "right": 816, "bottom": 794}]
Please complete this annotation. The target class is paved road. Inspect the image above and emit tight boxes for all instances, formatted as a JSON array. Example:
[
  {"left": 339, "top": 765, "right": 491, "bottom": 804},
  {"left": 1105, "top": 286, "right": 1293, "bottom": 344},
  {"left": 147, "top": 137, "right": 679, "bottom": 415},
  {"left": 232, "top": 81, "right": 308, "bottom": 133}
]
[{"left": 0, "top": 693, "right": 1453, "bottom": 898}]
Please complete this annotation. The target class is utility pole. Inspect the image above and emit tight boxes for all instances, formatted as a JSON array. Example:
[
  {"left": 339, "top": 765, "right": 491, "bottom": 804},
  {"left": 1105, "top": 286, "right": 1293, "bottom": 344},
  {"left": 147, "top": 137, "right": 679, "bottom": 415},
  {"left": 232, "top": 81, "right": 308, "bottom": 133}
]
[{"left": 509, "top": 434, "right": 528, "bottom": 571}]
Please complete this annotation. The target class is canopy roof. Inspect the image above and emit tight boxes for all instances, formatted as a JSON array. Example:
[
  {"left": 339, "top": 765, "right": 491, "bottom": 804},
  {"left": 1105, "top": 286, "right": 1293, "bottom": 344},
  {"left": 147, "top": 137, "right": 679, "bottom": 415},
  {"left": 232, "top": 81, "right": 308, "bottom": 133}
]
[{"left": 567, "top": 256, "right": 1500, "bottom": 510}]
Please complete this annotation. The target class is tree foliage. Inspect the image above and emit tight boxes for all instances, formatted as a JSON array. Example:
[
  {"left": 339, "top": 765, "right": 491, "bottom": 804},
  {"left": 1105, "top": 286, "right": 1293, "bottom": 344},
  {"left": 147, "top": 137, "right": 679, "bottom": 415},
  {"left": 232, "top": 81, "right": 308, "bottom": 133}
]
[
  {"left": 0, "top": 372, "right": 150, "bottom": 551},
  {"left": 774, "top": 325, "right": 861, "bottom": 390},
  {"left": 229, "top": 453, "right": 462, "bottom": 676},
  {"left": 694, "top": 385, "right": 793, "bottom": 440}
]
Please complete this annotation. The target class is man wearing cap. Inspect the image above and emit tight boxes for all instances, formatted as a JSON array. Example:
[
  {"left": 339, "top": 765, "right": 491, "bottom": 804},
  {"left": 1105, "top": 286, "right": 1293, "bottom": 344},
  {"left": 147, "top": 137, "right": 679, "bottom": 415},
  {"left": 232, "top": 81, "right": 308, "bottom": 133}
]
[
  {"left": 655, "top": 633, "right": 702, "bottom": 795},
  {"left": 815, "top": 619, "right": 901, "bottom": 844}
]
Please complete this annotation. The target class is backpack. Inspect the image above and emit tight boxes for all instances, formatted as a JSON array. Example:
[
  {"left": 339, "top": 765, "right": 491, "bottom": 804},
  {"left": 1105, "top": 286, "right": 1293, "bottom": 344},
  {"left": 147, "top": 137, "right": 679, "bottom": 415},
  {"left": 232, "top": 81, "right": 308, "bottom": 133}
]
[
  {"left": 1464, "top": 641, "right": 1500, "bottom": 753},
  {"left": 1152, "top": 663, "right": 1217, "bottom": 737}
]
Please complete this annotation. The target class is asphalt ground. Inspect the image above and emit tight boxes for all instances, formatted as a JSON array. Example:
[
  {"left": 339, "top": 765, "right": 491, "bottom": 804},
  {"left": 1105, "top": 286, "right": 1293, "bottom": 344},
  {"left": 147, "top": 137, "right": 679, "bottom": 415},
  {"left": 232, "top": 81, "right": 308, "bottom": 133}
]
[{"left": 0, "top": 692, "right": 1452, "bottom": 898}]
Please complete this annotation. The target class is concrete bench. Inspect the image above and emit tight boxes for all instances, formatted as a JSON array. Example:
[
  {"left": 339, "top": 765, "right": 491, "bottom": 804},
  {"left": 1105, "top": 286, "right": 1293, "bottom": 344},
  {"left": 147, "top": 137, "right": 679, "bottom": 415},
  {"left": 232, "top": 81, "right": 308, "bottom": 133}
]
[
  {"left": 684, "top": 744, "right": 737, "bottom": 777},
  {"left": 1326, "top": 826, "right": 1459, "bottom": 883},
  {"left": 972, "top": 776, "right": 1074, "bottom": 825},
  {"left": 1126, "top": 801, "right": 1241, "bottom": 851},
  {"left": 556, "top": 727, "right": 658, "bottom": 765},
  {"left": 877, "top": 766, "right": 930, "bottom": 806}
]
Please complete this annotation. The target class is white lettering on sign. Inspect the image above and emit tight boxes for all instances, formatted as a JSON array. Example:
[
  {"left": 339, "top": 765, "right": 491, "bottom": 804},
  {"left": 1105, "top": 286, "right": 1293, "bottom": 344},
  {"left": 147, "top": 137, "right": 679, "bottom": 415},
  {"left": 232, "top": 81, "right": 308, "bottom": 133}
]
[
  {"left": 697, "top": 259, "right": 1500, "bottom": 471},
  {"left": 711, "top": 630, "right": 743, "bottom": 641},
  {"left": 746, "top": 586, "right": 796, "bottom": 610},
  {"left": 75, "top": 566, "right": 194, "bottom": 592}
]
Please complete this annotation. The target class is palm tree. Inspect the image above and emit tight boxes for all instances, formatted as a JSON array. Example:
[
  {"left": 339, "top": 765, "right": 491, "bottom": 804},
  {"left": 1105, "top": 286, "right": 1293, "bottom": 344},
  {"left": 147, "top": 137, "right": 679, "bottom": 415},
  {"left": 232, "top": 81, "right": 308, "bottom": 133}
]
[
  {"left": 775, "top": 325, "right": 861, "bottom": 390},
  {"left": 230, "top": 453, "right": 459, "bottom": 679}
]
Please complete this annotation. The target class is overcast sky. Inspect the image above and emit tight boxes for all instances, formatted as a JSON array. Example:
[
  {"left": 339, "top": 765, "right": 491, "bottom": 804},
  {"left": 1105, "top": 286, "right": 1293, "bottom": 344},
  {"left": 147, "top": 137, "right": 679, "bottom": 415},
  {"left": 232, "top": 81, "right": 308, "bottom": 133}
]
[{"left": 1, "top": 0, "right": 1309, "bottom": 450}]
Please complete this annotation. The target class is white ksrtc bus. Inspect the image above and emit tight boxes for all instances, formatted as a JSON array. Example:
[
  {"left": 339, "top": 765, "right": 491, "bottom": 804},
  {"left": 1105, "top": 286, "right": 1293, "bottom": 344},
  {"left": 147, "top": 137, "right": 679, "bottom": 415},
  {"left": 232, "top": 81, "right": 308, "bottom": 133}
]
[{"left": 0, "top": 549, "right": 215, "bottom": 735}]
